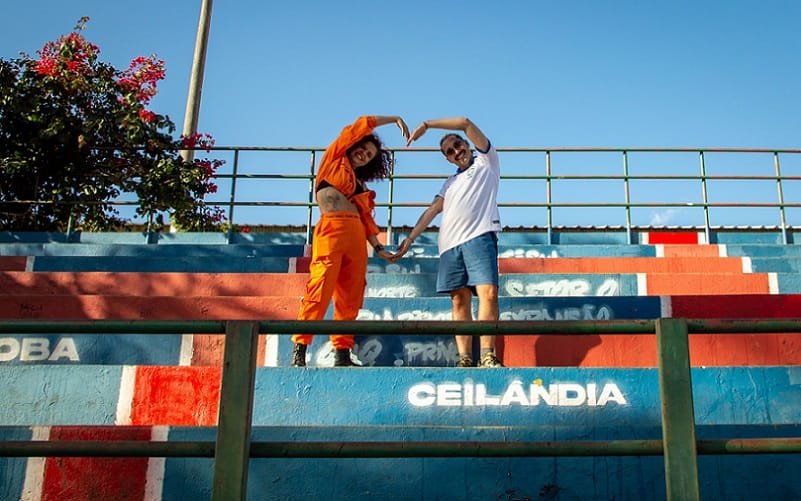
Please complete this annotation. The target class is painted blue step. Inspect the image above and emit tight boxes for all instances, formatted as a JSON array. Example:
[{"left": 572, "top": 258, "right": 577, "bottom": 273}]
[
  {"left": 777, "top": 274, "right": 801, "bottom": 294},
  {"left": 392, "top": 231, "right": 642, "bottom": 245},
  {"left": 169, "top": 423, "right": 800, "bottom": 501},
  {"left": 390, "top": 244, "right": 659, "bottom": 258},
  {"left": 1, "top": 366, "right": 798, "bottom": 426},
  {"left": 750, "top": 257, "right": 801, "bottom": 273},
  {"left": 0, "top": 243, "right": 305, "bottom": 258},
  {"left": 0, "top": 231, "right": 311, "bottom": 245},
  {"left": 2, "top": 422, "right": 800, "bottom": 500},
  {"left": 726, "top": 244, "right": 801, "bottom": 258}
]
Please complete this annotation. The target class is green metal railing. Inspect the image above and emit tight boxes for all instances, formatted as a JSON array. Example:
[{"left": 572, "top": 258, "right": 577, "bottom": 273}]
[
  {"left": 9, "top": 146, "right": 801, "bottom": 245},
  {"left": 211, "top": 146, "right": 801, "bottom": 245},
  {"left": 2, "top": 318, "right": 801, "bottom": 501}
]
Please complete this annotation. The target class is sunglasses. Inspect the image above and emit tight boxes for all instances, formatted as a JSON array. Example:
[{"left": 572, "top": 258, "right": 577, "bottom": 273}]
[{"left": 442, "top": 140, "right": 466, "bottom": 157}]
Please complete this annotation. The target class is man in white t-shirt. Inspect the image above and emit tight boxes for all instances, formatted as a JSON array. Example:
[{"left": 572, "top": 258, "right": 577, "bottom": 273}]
[{"left": 392, "top": 117, "right": 503, "bottom": 368}]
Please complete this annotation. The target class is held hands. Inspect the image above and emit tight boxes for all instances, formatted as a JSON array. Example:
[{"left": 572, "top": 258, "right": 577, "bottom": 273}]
[
  {"left": 373, "top": 239, "right": 412, "bottom": 263},
  {"left": 394, "top": 238, "right": 413, "bottom": 259},
  {"left": 375, "top": 249, "right": 395, "bottom": 262},
  {"left": 380, "top": 238, "right": 412, "bottom": 263}
]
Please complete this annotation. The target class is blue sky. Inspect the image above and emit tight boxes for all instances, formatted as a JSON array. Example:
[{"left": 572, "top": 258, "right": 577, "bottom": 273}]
[{"left": 3, "top": 1, "right": 801, "bottom": 229}]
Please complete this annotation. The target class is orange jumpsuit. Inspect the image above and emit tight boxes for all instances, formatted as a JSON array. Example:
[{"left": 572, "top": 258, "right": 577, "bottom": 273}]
[{"left": 292, "top": 116, "right": 381, "bottom": 350}]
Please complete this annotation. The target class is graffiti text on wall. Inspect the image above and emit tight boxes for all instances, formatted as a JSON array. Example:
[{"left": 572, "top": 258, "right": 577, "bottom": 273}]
[
  {"left": 498, "top": 248, "right": 560, "bottom": 258},
  {"left": 0, "top": 337, "right": 79, "bottom": 362},
  {"left": 501, "top": 304, "right": 612, "bottom": 321},
  {"left": 503, "top": 278, "right": 619, "bottom": 297},
  {"left": 408, "top": 379, "right": 627, "bottom": 407}
]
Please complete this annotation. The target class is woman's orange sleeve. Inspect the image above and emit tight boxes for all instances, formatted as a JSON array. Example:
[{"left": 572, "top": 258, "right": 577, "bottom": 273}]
[
  {"left": 326, "top": 116, "right": 377, "bottom": 159},
  {"left": 315, "top": 116, "right": 377, "bottom": 195}
]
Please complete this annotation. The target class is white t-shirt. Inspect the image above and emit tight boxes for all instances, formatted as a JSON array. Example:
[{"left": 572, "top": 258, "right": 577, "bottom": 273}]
[{"left": 436, "top": 142, "right": 502, "bottom": 255}]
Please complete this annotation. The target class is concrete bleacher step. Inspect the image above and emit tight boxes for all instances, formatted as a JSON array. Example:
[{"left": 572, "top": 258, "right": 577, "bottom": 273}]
[
  {"left": 399, "top": 243, "right": 660, "bottom": 258},
  {"left": 3, "top": 234, "right": 800, "bottom": 368},
  {"left": 725, "top": 244, "right": 801, "bottom": 257},
  {"left": 496, "top": 256, "right": 746, "bottom": 273},
  {"left": 27, "top": 256, "right": 300, "bottom": 272},
  {"left": 5, "top": 270, "right": 772, "bottom": 299},
  {"left": 19, "top": 253, "right": 801, "bottom": 275},
  {"left": 748, "top": 257, "right": 801, "bottom": 272},
  {"left": 0, "top": 242, "right": 307, "bottom": 257},
  {"left": 2, "top": 232, "right": 801, "bottom": 497},
  {"left": 0, "top": 256, "right": 26, "bottom": 271},
  {"left": 0, "top": 294, "right": 300, "bottom": 320},
  {"left": 0, "top": 271, "right": 308, "bottom": 296},
  {"left": 367, "top": 272, "right": 775, "bottom": 296},
  {"left": 3, "top": 293, "right": 797, "bottom": 367}
]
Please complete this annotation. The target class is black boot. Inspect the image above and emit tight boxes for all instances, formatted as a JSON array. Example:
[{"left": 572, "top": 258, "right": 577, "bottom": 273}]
[
  {"left": 291, "top": 343, "right": 307, "bottom": 367},
  {"left": 334, "top": 348, "right": 358, "bottom": 367}
]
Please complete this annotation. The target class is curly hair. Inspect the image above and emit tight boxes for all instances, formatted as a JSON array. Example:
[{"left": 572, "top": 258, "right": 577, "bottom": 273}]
[{"left": 348, "top": 134, "right": 393, "bottom": 182}]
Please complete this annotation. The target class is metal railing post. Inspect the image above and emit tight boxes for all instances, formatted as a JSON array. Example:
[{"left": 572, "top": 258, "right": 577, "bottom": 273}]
[
  {"left": 545, "top": 151, "right": 553, "bottom": 244},
  {"left": 622, "top": 151, "right": 632, "bottom": 244},
  {"left": 387, "top": 150, "right": 396, "bottom": 246},
  {"left": 306, "top": 151, "right": 316, "bottom": 245},
  {"left": 212, "top": 320, "right": 258, "bottom": 501},
  {"left": 227, "top": 149, "right": 240, "bottom": 242},
  {"left": 655, "top": 318, "right": 700, "bottom": 501},
  {"left": 774, "top": 152, "right": 788, "bottom": 244},
  {"left": 698, "top": 151, "right": 711, "bottom": 243}
]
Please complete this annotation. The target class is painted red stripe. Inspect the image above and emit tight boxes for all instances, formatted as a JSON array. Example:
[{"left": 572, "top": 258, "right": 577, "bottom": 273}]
[
  {"left": 0, "top": 271, "right": 309, "bottom": 296},
  {"left": 0, "top": 295, "right": 300, "bottom": 320},
  {"left": 646, "top": 231, "right": 699, "bottom": 244},
  {"left": 501, "top": 332, "right": 801, "bottom": 367},
  {"left": 0, "top": 256, "right": 26, "bottom": 271},
  {"left": 131, "top": 366, "right": 220, "bottom": 426},
  {"left": 660, "top": 245, "right": 720, "bottom": 258},
  {"left": 296, "top": 257, "right": 311, "bottom": 273},
  {"left": 645, "top": 273, "right": 769, "bottom": 295},
  {"left": 671, "top": 294, "right": 801, "bottom": 318},
  {"left": 499, "top": 257, "right": 743, "bottom": 273},
  {"left": 42, "top": 426, "right": 150, "bottom": 501}
]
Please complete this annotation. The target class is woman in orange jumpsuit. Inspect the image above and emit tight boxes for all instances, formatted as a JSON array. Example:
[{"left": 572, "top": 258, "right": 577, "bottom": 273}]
[{"left": 292, "top": 115, "right": 409, "bottom": 367}]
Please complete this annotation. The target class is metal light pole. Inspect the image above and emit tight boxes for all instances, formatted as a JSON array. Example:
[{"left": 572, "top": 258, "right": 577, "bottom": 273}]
[{"left": 181, "top": 0, "right": 214, "bottom": 163}]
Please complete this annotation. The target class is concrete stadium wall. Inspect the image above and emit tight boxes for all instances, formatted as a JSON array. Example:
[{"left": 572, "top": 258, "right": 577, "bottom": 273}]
[
  {"left": 2, "top": 230, "right": 801, "bottom": 499},
  {"left": 1, "top": 366, "right": 800, "bottom": 499}
]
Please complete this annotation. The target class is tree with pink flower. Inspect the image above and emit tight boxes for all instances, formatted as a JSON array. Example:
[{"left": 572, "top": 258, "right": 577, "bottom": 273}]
[{"left": 0, "top": 17, "right": 225, "bottom": 231}]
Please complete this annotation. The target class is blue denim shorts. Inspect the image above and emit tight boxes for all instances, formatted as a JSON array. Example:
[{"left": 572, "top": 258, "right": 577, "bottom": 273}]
[{"left": 436, "top": 232, "right": 499, "bottom": 294}]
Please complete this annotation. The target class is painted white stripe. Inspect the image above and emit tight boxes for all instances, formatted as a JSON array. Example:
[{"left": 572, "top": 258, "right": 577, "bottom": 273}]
[
  {"left": 742, "top": 256, "right": 753, "bottom": 274},
  {"left": 21, "top": 426, "right": 50, "bottom": 501},
  {"left": 303, "top": 244, "right": 312, "bottom": 257},
  {"left": 144, "top": 426, "right": 169, "bottom": 501},
  {"left": 115, "top": 365, "right": 136, "bottom": 425},
  {"left": 660, "top": 296, "right": 673, "bottom": 318},
  {"left": 25, "top": 256, "right": 34, "bottom": 272},
  {"left": 697, "top": 231, "right": 707, "bottom": 244},
  {"left": 718, "top": 244, "right": 728, "bottom": 257},
  {"left": 264, "top": 334, "right": 279, "bottom": 367},
  {"left": 641, "top": 233, "right": 649, "bottom": 245},
  {"left": 179, "top": 334, "right": 194, "bottom": 366},
  {"left": 654, "top": 244, "right": 664, "bottom": 258},
  {"left": 288, "top": 257, "right": 297, "bottom": 273},
  {"left": 637, "top": 273, "right": 647, "bottom": 296},
  {"left": 769, "top": 272, "right": 779, "bottom": 295}
]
